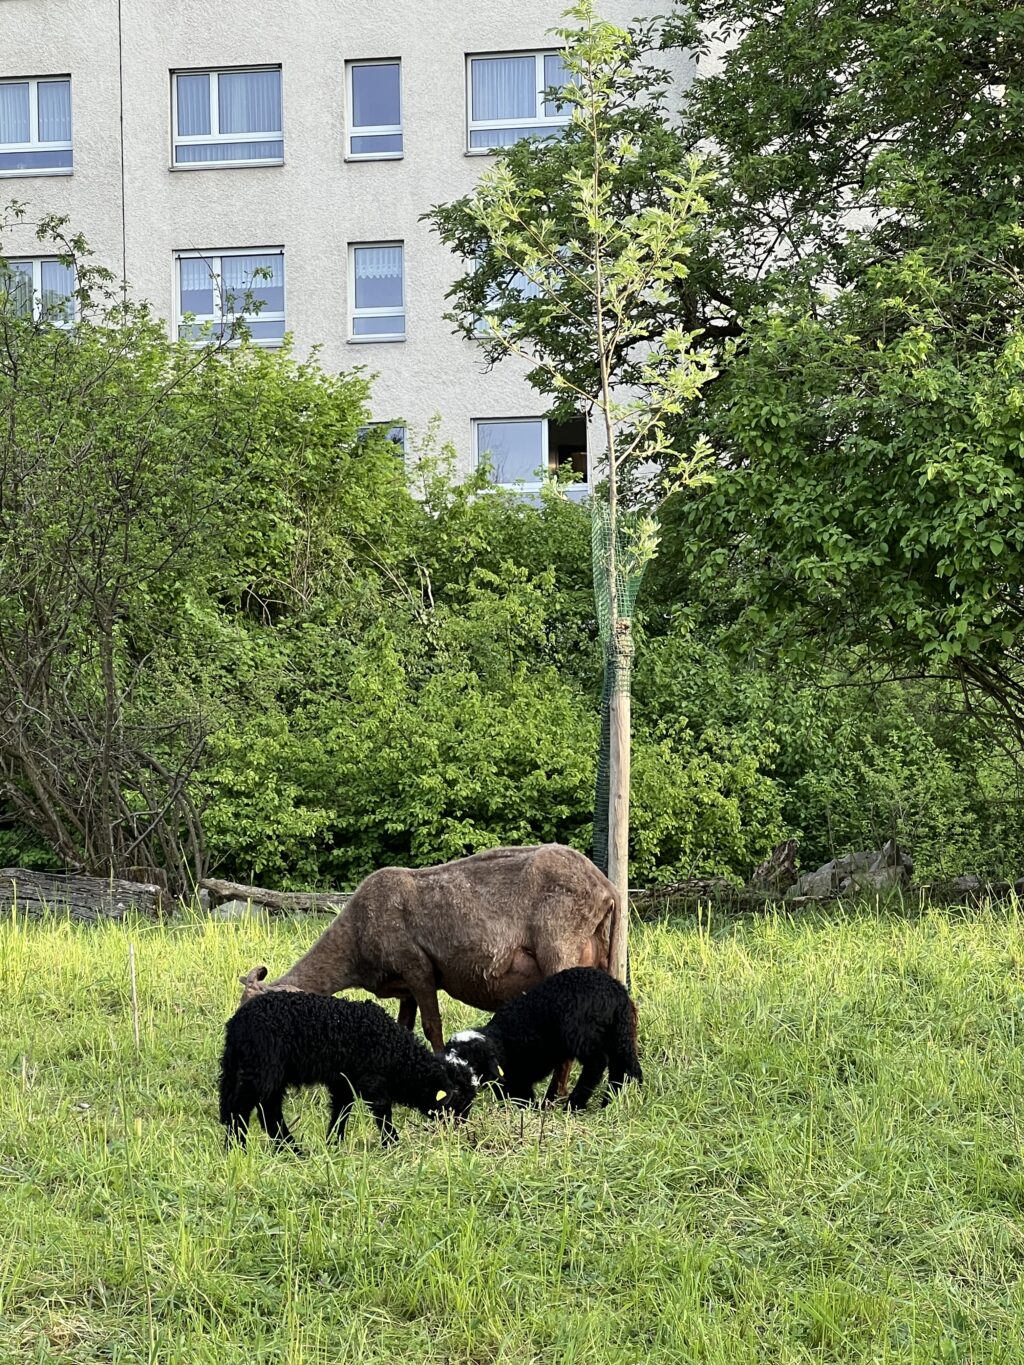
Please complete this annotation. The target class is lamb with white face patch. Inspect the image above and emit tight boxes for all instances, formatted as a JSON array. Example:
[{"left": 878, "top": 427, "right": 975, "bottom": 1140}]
[{"left": 443, "top": 1051, "right": 481, "bottom": 1088}]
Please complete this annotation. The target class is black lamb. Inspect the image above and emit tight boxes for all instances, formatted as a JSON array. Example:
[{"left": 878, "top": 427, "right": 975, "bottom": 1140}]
[
  {"left": 444, "top": 966, "right": 642, "bottom": 1110},
  {"left": 219, "top": 990, "right": 479, "bottom": 1150}
]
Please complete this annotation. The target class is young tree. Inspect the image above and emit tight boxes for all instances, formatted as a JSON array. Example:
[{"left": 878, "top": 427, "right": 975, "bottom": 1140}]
[{"left": 427, "top": 2, "right": 716, "bottom": 978}]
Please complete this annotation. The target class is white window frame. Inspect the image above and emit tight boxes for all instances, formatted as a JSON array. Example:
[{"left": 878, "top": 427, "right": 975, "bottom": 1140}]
[
  {"left": 3, "top": 257, "right": 76, "bottom": 323},
  {"left": 174, "top": 248, "right": 286, "bottom": 347},
  {"left": 346, "top": 59, "right": 403, "bottom": 161},
  {"left": 0, "top": 77, "right": 73, "bottom": 178},
  {"left": 466, "top": 51, "right": 570, "bottom": 153},
  {"left": 474, "top": 416, "right": 550, "bottom": 489},
  {"left": 171, "top": 66, "right": 283, "bottom": 169},
  {"left": 348, "top": 241, "right": 406, "bottom": 343}
]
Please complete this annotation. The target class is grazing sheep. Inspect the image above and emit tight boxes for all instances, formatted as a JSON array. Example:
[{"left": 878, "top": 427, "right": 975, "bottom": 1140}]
[
  {"left": 444, "top": 967, "right": 642, "bottom": 1111},
  {"left": 238, "top": 843, "right": 620, "bottom": 1054},
  {"left": 219, "top": 991, "right": 479, "bottom": 1150}
]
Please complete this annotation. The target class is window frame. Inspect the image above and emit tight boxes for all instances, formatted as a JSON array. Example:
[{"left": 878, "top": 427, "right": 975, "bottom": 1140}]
[
  {"left": 2, "top": 256, "right": 76, "bottom": 323},
  {"left": 474, "top": 415, "right": 549, "bottom": 489},
  {"left": 474, "top": 415, "right": 590, "bottom": 492},
  {"left": 173, "top": 247, "right": 286, "bottom": 346},
  {"left": 346, "top": 59, "right": 403, "bottom": 161},
  {"left": 348, "top": 241, "right": 406, "bottom": 343},
  {"left": 0, "top": 76, "right": 73, "bottom": 177},
  {"left": 171, "top": 65, "right": 284, "bottom": 170},
  {"left": 466, "top": 50, "right": 570, "bottom": 152}
]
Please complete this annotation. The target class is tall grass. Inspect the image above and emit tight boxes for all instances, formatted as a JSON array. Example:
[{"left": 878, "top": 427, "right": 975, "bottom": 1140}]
[{"left": 2, "top": 904, "right": 1024, "bottom": 1362}]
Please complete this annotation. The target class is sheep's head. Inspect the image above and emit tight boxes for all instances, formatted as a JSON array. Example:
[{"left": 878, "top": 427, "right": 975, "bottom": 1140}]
[
  {"left": 429, "top": 1065, "right": 478, "bottom": 1124},
  {"left": 238, "top": 964, "right": 269, "bottom": 1006},
  {"left": 444, "top": 1030, "right": 503, "bottom": 1090}
]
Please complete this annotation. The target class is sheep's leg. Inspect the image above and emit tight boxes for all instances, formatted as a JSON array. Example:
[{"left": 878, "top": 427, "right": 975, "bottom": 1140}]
[
  {"left": 397, "top": 997, "right": 418, "bottom": 1032},
  {"left": 402, "top": 968, "right": 445, "bottom": 1051},
  {"left": 603, "top": 1058, "right": 627, "bottom": 1105},
  {"left": 256, "top": 1092, "right": 300, "bottom": 1150},
  {"left": 416, "top": 991, "right": 446, "bottom": 1053},
  {"left": 372, "top": 1104, "right": 398, "bottom": 1146},
  {"left": 354, "top": 1077, "right": 398, "bottom": 1145},
  {"left": 326, "top": 1089, "right": 355, "bottom": 1143},
  {"left": 223, "top": 1111, "right": 249, "bottom": 1147},
  {"left": 533, "top": 935, "right": 586, "bottom": 1098},
  {"left": 547, "top": 1059, "right": 573, "bottom": 1102},
  {"left": 566, "top": 1053, "right": 607, "bottom": 1111},
  {"left": 504, "top": 1083, "right": 536, "bottom": 1107},
  {"left": 221, "top": 1079, "right": 258, "bottom": 1146},
  {"left": 603, "top": 1004, "right": 642, "bottom": 1104},
  {"left": 604, "top": 1050, "right": 642, "bottom": 1104},
  {"left": 542, "top": 1062, "right": 575, "bottom": 1107}
]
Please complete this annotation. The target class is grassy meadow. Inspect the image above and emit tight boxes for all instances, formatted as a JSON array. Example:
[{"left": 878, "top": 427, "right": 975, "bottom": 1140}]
[{"left": 2, "top": 903, "right": 1024, "bottom": 1362}]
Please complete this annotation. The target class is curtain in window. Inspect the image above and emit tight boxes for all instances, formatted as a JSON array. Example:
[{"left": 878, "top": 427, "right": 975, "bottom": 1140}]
[
  {"left": 471, "top": 56, "right": 535, "bottom": 121},
  {"left": 3, "top": 261, "right": 33, "bottom": 317},
  {"left": 40, "top": 259, "right": 74, "bottom": 319},
  {"left": 543, "top": 53, "right": 570, "bottom": 117},
  {"left": 354, "top": 246, "right": 403, "bottom": 311},
  {"left": 179, "top": 257, "right": 214, "bottom": 315},
  {"left": 37, "top": 81, "right": 71, "bottom": 142},
  {"left": 221, "top": 253, "right": 284, "bottom": 313},
  {"left": 218, "top": 70, "right": 281, "bottom": 134},
  {"left": 0, "top": 84, "right": 30, "bottom": 145},
  {"left": 354, "top": 246, "right": 403, "bottom": 279},
  {"left": 179, "top": 258, "right": 212, "bottom": 293},
  {"left": 176, "top": 74, "right": 210, "bottom": 136}
]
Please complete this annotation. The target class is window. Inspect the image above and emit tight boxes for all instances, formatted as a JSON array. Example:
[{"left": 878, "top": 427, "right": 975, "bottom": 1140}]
[
  {"left": 172, "top": 67, "right": 282, "bottom": 166},
  {"left": 1, "top": 257, "right": 75, "bottom": 321},
  {"left": 349, "top": 243, "right": 405, "bottom": 341},
  {"left": 0, "top": 77, "right": 72, "bottom": 174},
  {"left": 175, "top": 250, "right": 285, "bottom": 343},
  {"left": 474, "top": 266, "right": 542, "bottom": 335},
  {"left": 467, "top": 51, "right": 570, "bottom": 149},
  {"left": 475, "top": 415, "right": 588, "bottom": 492},
  {"left": 348, "top": 61, "right": 402, "bottom": 158},
  {"left": 357, "top": 423, "right": 406, "bottom": 451}
]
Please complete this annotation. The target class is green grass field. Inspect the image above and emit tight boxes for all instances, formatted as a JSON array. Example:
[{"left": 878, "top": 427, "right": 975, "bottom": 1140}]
[{"left": 2, "top": 904, "right": 1024, "bottom": 1363}]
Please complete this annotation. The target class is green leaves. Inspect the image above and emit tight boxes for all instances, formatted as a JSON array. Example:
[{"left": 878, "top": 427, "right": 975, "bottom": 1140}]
[{"left": 653, "top": 0, "right": 1024, "bottom": 731}]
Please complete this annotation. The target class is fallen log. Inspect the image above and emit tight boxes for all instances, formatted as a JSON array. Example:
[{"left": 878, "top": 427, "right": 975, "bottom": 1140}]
[
  {"left": 199, "top": 877, "right": 351, "bottom": 915},
  {"left": 0, "top": 868, "right": 165, "bottom": 921}
]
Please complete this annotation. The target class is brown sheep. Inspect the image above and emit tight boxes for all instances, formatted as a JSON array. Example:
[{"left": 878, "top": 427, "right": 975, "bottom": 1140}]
[{"left": 238, "top": 843, "right": 620, "bottom": 1053}]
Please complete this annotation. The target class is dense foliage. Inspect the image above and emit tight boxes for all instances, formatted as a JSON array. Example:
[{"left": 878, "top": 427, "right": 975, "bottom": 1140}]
[
  {"left": 4, "top": 0, "right": 1024, "bottom": 890},
  {"left": 660, "top": 0, "right": 1024, "bottom": 737}
]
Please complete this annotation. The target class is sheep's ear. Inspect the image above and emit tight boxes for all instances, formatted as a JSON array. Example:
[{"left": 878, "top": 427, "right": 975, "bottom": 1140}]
[
  {"left": 435, "top": 1089, "right": 448, "bottom": 1101},
  {"left": 238, "top": 965, "right": 269, "bottom": 997}
]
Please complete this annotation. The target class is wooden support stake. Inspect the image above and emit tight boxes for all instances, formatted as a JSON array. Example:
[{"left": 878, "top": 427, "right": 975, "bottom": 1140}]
[{"left": 607, "top": 686, "right": 631, "bottom": 984}]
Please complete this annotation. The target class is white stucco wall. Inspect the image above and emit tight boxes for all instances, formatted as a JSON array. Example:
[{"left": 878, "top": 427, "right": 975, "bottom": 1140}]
[{"left": 1, "top": 0, "right": 691, "bottom": 477}]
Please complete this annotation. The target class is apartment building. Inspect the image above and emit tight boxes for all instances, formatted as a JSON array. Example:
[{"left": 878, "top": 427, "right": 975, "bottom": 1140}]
[{"left": 1, "top": 0, "right": 683, "bottom": 489}]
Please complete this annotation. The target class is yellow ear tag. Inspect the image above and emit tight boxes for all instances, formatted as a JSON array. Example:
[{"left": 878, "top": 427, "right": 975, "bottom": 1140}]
[
  {"left": 435, "top": 1089, "right": 448, "bottom": 1101},
  {"left": 497, "top": 1067, "right": 504, "bottom": 1078}
]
